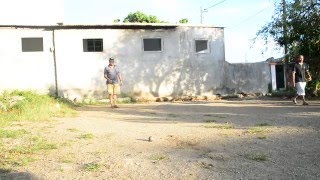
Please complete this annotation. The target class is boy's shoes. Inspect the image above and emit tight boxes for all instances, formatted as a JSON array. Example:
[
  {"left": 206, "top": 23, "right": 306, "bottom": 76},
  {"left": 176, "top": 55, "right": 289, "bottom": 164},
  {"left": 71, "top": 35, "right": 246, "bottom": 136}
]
[{"left": 292, "top": 99, "right": 297, "bottom": 104}]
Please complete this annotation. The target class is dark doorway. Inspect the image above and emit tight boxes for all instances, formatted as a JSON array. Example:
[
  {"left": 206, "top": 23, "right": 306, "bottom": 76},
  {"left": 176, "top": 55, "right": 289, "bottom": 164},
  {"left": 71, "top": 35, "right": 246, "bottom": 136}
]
[{"left": 275, "top": 65, "right": 285, "bottom": 89}]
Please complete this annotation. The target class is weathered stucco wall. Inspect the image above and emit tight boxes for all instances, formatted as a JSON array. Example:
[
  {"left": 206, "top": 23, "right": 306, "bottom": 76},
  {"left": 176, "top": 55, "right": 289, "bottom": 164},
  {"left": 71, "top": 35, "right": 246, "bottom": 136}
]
[
  {"left": 220, "top": 62, "right": 271, "bottom": 95},
  {"left": 0, "top": 28, "right": 55, "bottom": 94},
  {"left": 0, "top": 26, "right": 271, "bottom": 99},
  {"left": 53, "top": 27, "right": 226, "bottom": 99}
]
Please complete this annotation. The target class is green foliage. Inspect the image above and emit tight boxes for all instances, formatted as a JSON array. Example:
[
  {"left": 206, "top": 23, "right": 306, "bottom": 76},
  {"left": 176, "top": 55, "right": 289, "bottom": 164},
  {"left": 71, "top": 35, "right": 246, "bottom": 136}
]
[
  {"left": 247, "top": 127, "right": 268, "bottom": 134},
  {"left": 0, "top": 91, "right": 76, "bottom": 125},
  {"left": 113, "top": 19, "right": 120, "bottom": 23},
  {"left": 78, "top": 133, "right": 95, "bottom": 139},
  {"left": 257, "top": 0, "right": 320, "bottom": 95},
  {"left": 244, "top": 152, "right": 268, "bottom": 161},
  {"left": 0, "top": 129, "right": 29, "bottom": 138},
  {"left": 204, "top": 123, "right": 234, "bottom": 129},
  {"left": 204, "top": 119, "right": 217, "bottom": 123},
  {"left": 255, "top": 123, "right": 271, "bottom": 127},
  {"left": 179, "top": 18, "right": 189, "bottom": 23},
  {"left": 83, "top": 162, "right": 101, "bottom": 171},
  {"left": 123, "top": 11, "right": 164, "bottom": 23},
  {"left": 1, "top": 135, "right": 57, "bottom": 169},
  {"left": 150, "top": 154, "right": 168, "bottom": 161}
]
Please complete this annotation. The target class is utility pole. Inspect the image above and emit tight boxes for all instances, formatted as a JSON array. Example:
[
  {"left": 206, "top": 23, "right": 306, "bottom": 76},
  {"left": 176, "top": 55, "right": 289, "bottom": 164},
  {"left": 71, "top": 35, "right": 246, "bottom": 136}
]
[
  {"left": 200, "top": 0, "right": 226, "bottom": 24},
  {"left": 200, "top": 7, "right": 208, "bottom": 24},
  {"left": 282, "top": 0, "right": 288, "bottom": 60},
  {"left": 282, "top": 0, "right": 289, "bottom": 88}
]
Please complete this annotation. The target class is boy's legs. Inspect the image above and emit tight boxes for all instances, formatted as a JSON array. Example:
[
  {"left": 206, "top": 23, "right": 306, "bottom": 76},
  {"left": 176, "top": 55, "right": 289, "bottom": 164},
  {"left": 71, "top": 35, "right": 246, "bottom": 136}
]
[
  {"left": 293, "top": 82, "right": 308, "bottom": 105},
  {"left": 108, "top": 84, "right": 115, "bottom": 108},
  {"left": 292, "top": 95, "right": 298, "bottom": 104},
  {"left": 113, "top": 84, "right": 120, "bottom": 108}
]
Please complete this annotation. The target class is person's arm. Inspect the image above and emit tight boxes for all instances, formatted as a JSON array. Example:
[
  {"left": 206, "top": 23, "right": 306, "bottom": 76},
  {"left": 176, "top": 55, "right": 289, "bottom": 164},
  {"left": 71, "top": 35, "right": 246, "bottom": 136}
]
[
  {"left": 292, "top": 65, "right": 296, "bottom": 87},
  {"left": 104, "top": 68, "right": 113, "bottom": 83},
  {"left": 118, "top": 73, "right": 123, "bottom": 86}
]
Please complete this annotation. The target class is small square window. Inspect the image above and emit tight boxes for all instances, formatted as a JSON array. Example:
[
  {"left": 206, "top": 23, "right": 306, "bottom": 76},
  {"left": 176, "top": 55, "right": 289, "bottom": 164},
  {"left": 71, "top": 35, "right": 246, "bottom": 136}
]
[
  {"left": 21, "top": 38, "right": 43, "bottom": 52},
  {"left": 195, "top": 40, "right": 208, "bottom": 53},
  {"left": 143, "top": 38, "right": 162, "bottom": 51},
  {"left": 83, "top": 39, "right": 103, "bottom": 52}
]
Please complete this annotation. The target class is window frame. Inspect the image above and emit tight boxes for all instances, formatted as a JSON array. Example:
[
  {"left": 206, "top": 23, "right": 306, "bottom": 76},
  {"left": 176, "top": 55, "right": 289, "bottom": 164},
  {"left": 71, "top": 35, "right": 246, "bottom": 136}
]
[
  {"left": 21, "top": 37, "right": 44, "bottom": 52},
  {"left": 142, "top": 37, "right": 163, "bottom": 52},
  {"left": 195, "top": 39, "right": 210, "bottom": 54},
  {"left": 83, "top": 38, "right": 104, "bottom": 52}
]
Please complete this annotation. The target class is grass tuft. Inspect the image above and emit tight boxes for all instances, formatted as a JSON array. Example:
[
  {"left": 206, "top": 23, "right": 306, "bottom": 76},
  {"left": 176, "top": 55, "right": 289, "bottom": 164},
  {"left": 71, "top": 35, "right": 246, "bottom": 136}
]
[
  {"left": 247, "top": 127, "right": 269, "bottom": 134},
  {"left": 0, "top": 91, "right": 76, "bottom": 127},
  {"left": 150, "top": 154, "right": 168, "bottom": 161},
  {"left": 59, "top": 153, "right": 75, "bottom": 163},
  {"left": 244, "top": 152, "right": 268, "bottom": 162},
  {"left": 255, "top": 123, "right": 271, "bottom": 127},
  {"left": 78, "top": 133, "right": 95, "bottom": 139},
  {"left": 83, "top": 162, "right": 101, "bottom": 171},
  {"left": 258, "top": 135, "right": 267, "bottom": 139},
  {"left": 204, "top": 123, "right": 234, "bottom": 129},
  {"left": 203, "top": 119, "right": 217, "bottom": 123},
  {"left": 67, "top": 128, "right": 79, "bottom": 132},
  {"left": 0, "top": 129, "right": 29, "bottom": 138},
  {"left": 168, "top": 114, "right": 179, "bottom": 118},
  {"left": 203, "top": 114, "right": 226, "bottom": 118}
]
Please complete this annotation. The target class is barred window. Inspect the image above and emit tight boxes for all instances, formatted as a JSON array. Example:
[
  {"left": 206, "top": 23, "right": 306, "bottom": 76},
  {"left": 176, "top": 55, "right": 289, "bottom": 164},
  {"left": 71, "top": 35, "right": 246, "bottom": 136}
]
[
  {"left": 143, "top": 38, "right": 162, "bottom": 51},
  {"left": 83, "top": 39, "right": 103, "bottom": 52}
]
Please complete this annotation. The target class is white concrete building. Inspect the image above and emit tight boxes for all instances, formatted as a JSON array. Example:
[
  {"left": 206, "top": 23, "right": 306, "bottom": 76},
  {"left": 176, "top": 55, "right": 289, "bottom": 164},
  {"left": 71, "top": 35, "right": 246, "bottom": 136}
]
[{"left": 0, "top": 24, "right": 271, "bottom": 99}]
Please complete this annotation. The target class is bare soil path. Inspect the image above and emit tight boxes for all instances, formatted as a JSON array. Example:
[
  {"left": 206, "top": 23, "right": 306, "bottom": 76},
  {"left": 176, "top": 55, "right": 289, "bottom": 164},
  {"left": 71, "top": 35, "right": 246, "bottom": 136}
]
[{"left": 1, "top": 99, "right": 320, "bottom": 179}]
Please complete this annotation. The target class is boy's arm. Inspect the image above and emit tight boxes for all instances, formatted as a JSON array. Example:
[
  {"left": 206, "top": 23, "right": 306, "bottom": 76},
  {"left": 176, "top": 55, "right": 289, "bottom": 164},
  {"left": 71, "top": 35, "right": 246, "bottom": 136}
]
[
  {"left": 292, "top": 65, "right": 296, "bottom": 87},
  {"left": 118, "top": 73, "right": 123, "bottom": 86}
]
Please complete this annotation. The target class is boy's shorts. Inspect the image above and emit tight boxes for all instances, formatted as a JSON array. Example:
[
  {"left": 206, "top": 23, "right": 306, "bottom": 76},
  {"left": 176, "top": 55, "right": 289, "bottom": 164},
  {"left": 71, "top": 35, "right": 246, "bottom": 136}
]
[
  {"left": 296, "top": 82, "right": 306, "bottom": 96},
  {"left": 107, "top": 84, "right": 120, "bottom": 95}
]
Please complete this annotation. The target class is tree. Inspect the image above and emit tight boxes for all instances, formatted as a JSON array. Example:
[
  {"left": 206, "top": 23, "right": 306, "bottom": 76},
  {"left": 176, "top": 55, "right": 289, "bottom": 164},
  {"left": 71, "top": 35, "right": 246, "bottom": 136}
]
[
  {"left": 123, "top": 11, "right": 163, "bottom": 23},
  {"left": 179, "top": 18, "right": 189, "bottom": 24},
  {"left": 113, "top": 19, "right": 120, "bottom": 23},
  {"left": 257, "top": 0, "right": 320, "bottom": 95}
]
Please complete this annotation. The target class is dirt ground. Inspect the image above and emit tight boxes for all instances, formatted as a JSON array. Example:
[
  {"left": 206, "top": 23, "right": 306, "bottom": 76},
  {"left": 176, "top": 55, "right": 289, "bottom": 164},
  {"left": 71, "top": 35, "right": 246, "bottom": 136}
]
[{"left": 1, "top": 98, "right": 320, "bottom": 179}]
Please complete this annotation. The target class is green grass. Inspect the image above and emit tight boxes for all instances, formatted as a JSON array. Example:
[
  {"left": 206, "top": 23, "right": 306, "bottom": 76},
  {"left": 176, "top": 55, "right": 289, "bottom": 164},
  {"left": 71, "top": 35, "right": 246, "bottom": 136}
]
[
  {"left": 258, "top": 135, "right": 267, "bottom": 139},
  {"left": 168, "top": 114, "right": 179, "bottom": 118},
  {"left": 78, "top": 133, "right": 95, "bottom": 139},
  {"left": 244, "top": 152, "right": 268, "bottom": 162},
  {"left": 83, "top": 162, "right": 101, "bottom": 171},
  {"left": 59, "top": 153, "right": 74, "bottom": 163},
  {"left": 0, "top": 156, "right": 35, "bottom": 168},
  {"left": 255, "top": 123, "right": 271, "bottom": 127},
  {"left": 203, "top": 114, "right": 227, "bottom": 118},
  {"left": 0, "top": 91, "right": 71, "bottom": 170},
  {"left": 203, "top": 119, "right": 217, "bottom": 123},
  {"left": 204, "top": 123, "right": 234, "bottom": 129},
  {"left": 150, "top": 154, "right": 168, "bottom": 161},
  {"left": 67, "top": 128, "right": 80, "bottom": 132},
  {"left": 1, "top": 135, "right": 57, "bottom": 169},
  {"left": 0, "top": 129, "right": 29, "bottom": 138},
  {"left": 0, "top": 90, "right": 76, "bottom": 127},
  {"left": 247, "top": 127, "right": 269, "bottom": 134},
  {"left": 10, "top": 137, "right": 57, "bottom": 154}
]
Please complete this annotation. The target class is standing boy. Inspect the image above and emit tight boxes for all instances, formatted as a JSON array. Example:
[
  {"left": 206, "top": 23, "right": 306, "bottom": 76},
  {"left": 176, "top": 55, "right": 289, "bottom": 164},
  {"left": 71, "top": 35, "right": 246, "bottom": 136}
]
[{"left": 104, "top": 57, "right": 123, "bottom": 108}]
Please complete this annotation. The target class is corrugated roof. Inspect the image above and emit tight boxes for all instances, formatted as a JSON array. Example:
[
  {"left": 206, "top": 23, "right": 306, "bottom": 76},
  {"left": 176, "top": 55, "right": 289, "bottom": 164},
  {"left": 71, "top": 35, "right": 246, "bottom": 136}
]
[{"left": 0, "top": 23, "right": 224, "bottom": 30}]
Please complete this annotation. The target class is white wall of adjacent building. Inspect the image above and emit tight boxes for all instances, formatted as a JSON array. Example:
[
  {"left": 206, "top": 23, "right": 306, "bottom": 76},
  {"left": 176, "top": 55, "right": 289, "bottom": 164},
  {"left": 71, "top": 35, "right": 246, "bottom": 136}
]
[{"left": 0, "top": 28, "right": 55, "bottom": 94}]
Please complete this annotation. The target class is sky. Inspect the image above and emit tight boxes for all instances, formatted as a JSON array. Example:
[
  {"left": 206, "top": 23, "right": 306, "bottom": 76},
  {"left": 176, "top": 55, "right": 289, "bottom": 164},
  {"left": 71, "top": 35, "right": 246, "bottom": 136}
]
[{"left": 0, "top": 0, "right": 284, "bottom": 63}]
